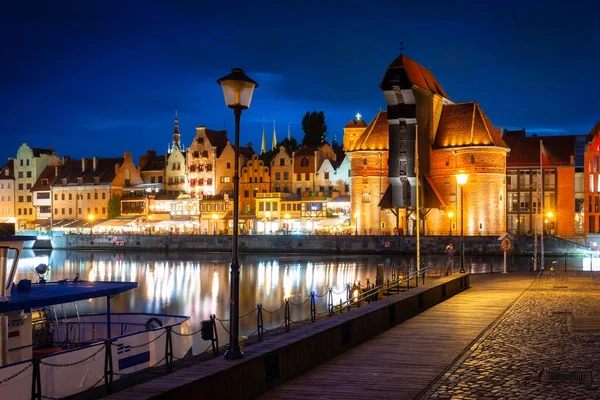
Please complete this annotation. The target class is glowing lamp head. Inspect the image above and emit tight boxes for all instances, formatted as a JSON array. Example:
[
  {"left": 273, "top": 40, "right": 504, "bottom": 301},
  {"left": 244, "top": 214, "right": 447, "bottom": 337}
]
[
  {"left": 265, "top": 211, "right": 271, "bottom": 218},
  {"left": 284, "top": 213, "right": 290, "bottom": 219},
  {"left": 87, "top": 214, "right": 95, "bottom": 222},
  {"left": 455, "top": 171, "right": 469, "bottom": 185},
  {"left": 354, "top": 212, "right": 360, "bottom": 219},
  {"left": 212, "top": 213, "right": 218, "bottom": 220},
  {"left": 447, "top": 211, "right": 454, "bottom": 219},
  {"left": 217, "top": 68, "right": 258, "bottom": 109},
  {"left": 546, "top": 211, "right": 554, "bottom": 218}
]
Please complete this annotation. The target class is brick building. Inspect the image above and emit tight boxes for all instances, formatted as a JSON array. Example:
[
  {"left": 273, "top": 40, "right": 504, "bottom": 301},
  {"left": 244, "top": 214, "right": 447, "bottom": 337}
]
[
  {"left": 270, "top": 146, "right": 293, "bottom": 194},
  {"left": 584, "top": 122, "right": 600, "bottom": 233},
  {"left": 186, "top": 126, "right": 228, "bottom": 197},
  {"left": 240, "top": 154, "right": 271, "bottom": 228},
  {"left": 504, "top": 129, "right": 577, "bottom": 236}
]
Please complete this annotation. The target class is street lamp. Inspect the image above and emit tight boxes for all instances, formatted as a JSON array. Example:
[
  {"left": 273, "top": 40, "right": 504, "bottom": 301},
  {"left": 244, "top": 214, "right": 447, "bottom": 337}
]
[
  {"left": 265, "top": 211, "right": 271, "bottom": 234},
  {"left": 354, "top": 212, "right": 360, "bottom": 236},
  {"left": 88, "top": 214, "right": 95, "bottom": 234},
  {"left": 218, "top": 68, "right": 258, "bottom": 360},
  {"left": 455, "top": 171, "right": 469, "bottom": 273},
  {"left": 284, "top": 213, "right": 290, "bottom": 234},
  {"left": 212, "top": 213, "right": 218, "bottom": 235},
  {"left": 447, "top": 210, "right": 454, "bottom": 236}
]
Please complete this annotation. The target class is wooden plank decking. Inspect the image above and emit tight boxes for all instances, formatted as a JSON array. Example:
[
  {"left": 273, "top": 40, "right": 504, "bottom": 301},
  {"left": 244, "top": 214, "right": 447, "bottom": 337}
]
[{"left": 258, "top": 272, "right": 536, "bottom": 400}]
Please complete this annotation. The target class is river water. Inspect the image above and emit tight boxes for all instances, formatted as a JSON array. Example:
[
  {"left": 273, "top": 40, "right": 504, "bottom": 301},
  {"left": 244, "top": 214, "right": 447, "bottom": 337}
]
[{"left": 13, "top": 250, "right": 590, "bottom": 352}]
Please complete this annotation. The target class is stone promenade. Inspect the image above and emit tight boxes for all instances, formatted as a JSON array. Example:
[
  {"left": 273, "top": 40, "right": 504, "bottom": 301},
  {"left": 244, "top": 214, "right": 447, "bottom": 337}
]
[{"left": 260, "top": 271, "right": 600, "bottom": 400}]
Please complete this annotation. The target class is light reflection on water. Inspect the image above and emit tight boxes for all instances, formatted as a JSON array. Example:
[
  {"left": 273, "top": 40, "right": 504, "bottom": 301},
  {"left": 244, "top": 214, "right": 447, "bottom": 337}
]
[
  {"left": 14, "top": 250, "right": 396, "bottom": 351},
  {"left": 13, "top": 250, "right": 586, "bottom": 351}
]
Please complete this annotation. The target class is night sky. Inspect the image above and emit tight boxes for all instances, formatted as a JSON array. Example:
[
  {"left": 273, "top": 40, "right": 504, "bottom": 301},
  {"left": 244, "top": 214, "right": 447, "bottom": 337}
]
[{"left": 2, "top": 0, "right": 599, "bottom": 164}]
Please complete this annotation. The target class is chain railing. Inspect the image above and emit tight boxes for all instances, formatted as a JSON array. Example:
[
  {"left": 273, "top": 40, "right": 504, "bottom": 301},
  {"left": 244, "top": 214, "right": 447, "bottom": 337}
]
[{"left": 2, "top": 258, "right": 434, "bottom": 399}]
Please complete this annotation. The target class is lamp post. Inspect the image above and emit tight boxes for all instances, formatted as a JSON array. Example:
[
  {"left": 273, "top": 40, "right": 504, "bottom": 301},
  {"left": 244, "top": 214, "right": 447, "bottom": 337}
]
[
  {"left": 218, "top": 68, "right": 258, "bottom": 360},
  {"left": 212, "top": 213, "right": 218, "bottom": 235},
  {"left": 455, "top": 172, "right": 469, "bottom": 273},
  {"left": 447, "top": 211, "right": 454, "bottom": 236},
  {"left": 284, "top": 213, "right": 290, "bottom": 234},
  {"left": 88, "top": 214, "right": 95, "bottom": 234},
  {"left": 354, "top": 212, "right": 360, "bottom": 236},
  {"left": 265, "top": 211, "right": 271, "bottom": 234}
]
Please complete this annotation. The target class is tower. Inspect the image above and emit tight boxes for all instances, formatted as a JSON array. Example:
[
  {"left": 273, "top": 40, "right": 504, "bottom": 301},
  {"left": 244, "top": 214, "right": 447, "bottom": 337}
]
[
  {"left": 272, "top": 118, "right": 277, "bottom": 150},
  {"left": 261, "top": 117, "right": 266, "bottom": 154},
  {"left": 172, "top": 110, "right": 181, "bottom": 151}
]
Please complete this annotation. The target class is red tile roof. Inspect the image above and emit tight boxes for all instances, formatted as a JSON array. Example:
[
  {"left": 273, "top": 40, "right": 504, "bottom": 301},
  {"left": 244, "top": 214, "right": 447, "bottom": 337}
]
[
  {"left": 205, "top": 129, "right": 229, "bottom": 152},
  {"left": 505, "top": 135, "right": 575, "bottom": 166},
  {"left": 349, "top": 111, "right": 389, "bottom": 152},
  {"left": 345, "top": 119, "right": 367, "bottom": 128},
  {"left": 433, "top": 102, "right": 508, "bottom": 149},
  {"left": 53, "top": 158, "right": 124, "bottom": 186},
  {"left": 294, "top": 146, "right": 317, "bottom": 156},
  {"left": 381, "top": 55, "right": 449, "bottom": 98},
  {"left": 31, "top": 165, "right": 57, "bottom": 191},
  {"left": 0, "top": 159, "right": 14, "bottom": 180}
]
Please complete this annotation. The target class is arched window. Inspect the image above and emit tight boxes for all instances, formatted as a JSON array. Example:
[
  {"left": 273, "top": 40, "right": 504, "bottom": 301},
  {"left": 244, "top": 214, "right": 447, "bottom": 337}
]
[
  {"left": 363, "top": 158, "right": 368, "bottom": 165},
  {"left": 471, "top": 154, "right": 476, "bottom": 165}
]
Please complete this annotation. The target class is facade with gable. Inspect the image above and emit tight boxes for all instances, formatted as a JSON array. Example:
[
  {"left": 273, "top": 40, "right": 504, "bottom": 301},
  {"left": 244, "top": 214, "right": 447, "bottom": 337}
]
[
  {"left": 583, "top": 122, "right": 600, "bottom": 234},
  {"left": 14, "top": 144, "right": 59, "bottom": 229},
  {"left": 270, "top": 146, "right": 293, "bottom": 194},
  {"left": 240, "top": 154, "right": 270, "bottom": 231},
  {"left": 0, "top": 160, "right": 15, "bottom": 223},
  {"left": 31, "top": 165, "right": 58, "bottom": 226},
  {"left": 186, "top": 126, "right": 228, "bottom": 197}
]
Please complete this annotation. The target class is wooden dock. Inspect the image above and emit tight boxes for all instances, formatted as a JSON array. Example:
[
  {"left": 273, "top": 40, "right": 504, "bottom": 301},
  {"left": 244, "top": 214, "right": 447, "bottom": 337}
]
[{"left": 259, "top": 272, "right": 536, "bottom": 400}]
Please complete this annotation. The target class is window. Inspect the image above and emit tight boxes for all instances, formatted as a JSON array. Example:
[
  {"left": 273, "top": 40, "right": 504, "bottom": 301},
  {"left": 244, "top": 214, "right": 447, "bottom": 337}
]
[
  {"left": 94, "top": 192, "right": 98, "bottom": 200},
  {"left": 445, "top": 157, "right": 449, "bottom": 167},
  {"left": 190, "top": 165, "right": 196, "bottom": 172},
  {"left": 265, "top": 202, "right": 271, "bottom": 211},
  {"left": 221, "top": 176, "right": 231, "bottom": 183},
  {"left": 273, "top": 203, "right": 278, "bottom": 211},
  {"left": 280, "top": 158, "right": 285, "bottom": 166},
  {"left": 363, "top": 158, "right": 367, "bottom": 165},
  {"left": 519, "top": 192, "right": 530, "bottom": 212},
  {"left": 519, "top": 171, "right": 531, "bottom": 189},
  {"left": 444, "top": 177, "right": 450, "bottom": 184},
  {"left": 69, "top": 194, "right": 72, "bottom": 200},
  {"left": 362, "top": 193, "right": 371, "bottom": 203},
  {"left": 102, "top": 207, "right": 106, "bottom": 214},
  {"left": 259, "top": 202, "right": 264, "bottom": 211},
  {"left": 283, "top": 172, "right": 289, "bottom": 180},
  {"left": 324, "top": 172, "right": 330, "bottom": 180},
  {"left": 207, "top": 178, "right": 212, "bottom": 185},
  {"left": 202, "top": 151, "right": 208, "bottom": 158},
  {"left": 94, "top": 207, "right": 98, "bottom": 214},
  {"left": 305, "top": 173, "right": 309, "bottom": 180},
  {"left": 227, "top": 162, "right": 231, "bottom": 169},
  {"left": 54, "top": 208, "right": 58, "bottom": 215},
  {"left": 26, "top": 196, "right": 31, "bottom": 202},
  {"left": 69, "top": 208, "right": 72, "bottom": 215},
  {"left": 61, "top": 194, "right": 65, "bottom": 201},
  {"left": 207, "top": 164, "right": 212, "bottom": 172},
  {"left": 26, "top": 183, "right": 31, "bottom": 189},
  {"left": 61, "top": 208, "right": 65, "bottom": 215},
  {"left": 301, "top": 158, "right": 309, "bottom": 167},
  {"left": 87, "top": 193, "right": 91, "bottom": 200},
  {"left": 275, "top": 172, "right": 281, "bottom": 180},
  {"left": 244, "top": 190, "right": 249, "bottom": 198},
  {"left": 193, "top": 151, "right": 200, "bottom": 158},
  {"left": 297, "top": 174, "right": 301, "bottom": 181},
  {"left": 507, "top": 172, "right": 518, "bottom": 190},
  {"left": 471, "top": 154, "right": 476, "bottom": 164},
  {"left": 18, "top": 196, "right": 23, "bottom": 202},
  {"left": 18, "top": 184, "right": 23, "bottom": 190},
  {"left": 26, "top": 171, "right": 31, "bottom": 178},
  {"left": 18, "top": 171, "right": 23, "bottom": 178},
  {"left": 102, "top": 193, "right": 106, "bottom": 200}
]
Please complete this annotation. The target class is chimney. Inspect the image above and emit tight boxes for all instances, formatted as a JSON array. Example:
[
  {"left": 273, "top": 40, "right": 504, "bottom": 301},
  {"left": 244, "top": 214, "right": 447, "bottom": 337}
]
[
  {"left": 498, "top": 126, "right": 503, "bottom": 137},
  {"left": 81, "top": 158, "right": 86, "bottom": 172},
  {"left": 93, "top": 156, "right": 98, "bottom": 171}
]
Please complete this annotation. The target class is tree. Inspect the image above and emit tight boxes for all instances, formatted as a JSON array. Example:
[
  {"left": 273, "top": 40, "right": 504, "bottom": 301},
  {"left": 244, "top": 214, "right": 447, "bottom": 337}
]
[
  {"left": 301, "top": 111, "right": 327, "bottom": 147},
  {"left": 331, "top": 137, "right": 345, "bottom": 161},
  {"left": 107, "top": 194, "right": 121, "bottom": 219}
]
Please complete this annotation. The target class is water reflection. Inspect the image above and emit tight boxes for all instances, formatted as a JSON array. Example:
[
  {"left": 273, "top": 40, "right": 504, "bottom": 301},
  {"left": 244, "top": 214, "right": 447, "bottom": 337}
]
[{"left": 13, "top": 250, "right": 587, "bottom": 351}]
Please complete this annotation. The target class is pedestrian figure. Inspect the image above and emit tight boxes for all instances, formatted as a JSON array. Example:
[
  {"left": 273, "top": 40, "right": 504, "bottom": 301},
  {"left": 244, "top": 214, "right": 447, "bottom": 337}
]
[{"left": 445, "top": 243, "right": 455, "bottom": 276}]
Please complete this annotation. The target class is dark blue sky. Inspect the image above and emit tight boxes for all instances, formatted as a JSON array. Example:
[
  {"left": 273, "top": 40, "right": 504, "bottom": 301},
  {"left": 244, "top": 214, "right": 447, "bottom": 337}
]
[{"left": 1, "top": 0, "right": 599, "bottom": 164}]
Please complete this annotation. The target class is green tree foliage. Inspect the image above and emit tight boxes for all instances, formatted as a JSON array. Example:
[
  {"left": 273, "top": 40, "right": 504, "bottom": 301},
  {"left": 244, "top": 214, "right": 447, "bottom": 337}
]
[
  {"left": 107, "top": 194, "right": 121, "bottom": 219},
  {"left": 301, "top": 111, "right": 327, "bottom": 147},
  {"left": 331, "top": 137, "right": 345, "bottom": 161}
]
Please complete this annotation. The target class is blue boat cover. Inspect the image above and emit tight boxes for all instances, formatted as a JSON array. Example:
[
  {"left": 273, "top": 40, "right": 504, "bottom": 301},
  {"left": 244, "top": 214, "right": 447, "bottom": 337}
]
[{"left": 0, "top": 281, "right": 138, "bottom": 312}]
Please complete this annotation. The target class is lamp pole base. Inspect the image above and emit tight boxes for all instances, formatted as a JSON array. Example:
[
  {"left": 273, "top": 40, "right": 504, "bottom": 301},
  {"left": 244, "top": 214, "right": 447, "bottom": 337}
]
[{"left": 224, "top": 344, "right": 244, "bottom": 360}]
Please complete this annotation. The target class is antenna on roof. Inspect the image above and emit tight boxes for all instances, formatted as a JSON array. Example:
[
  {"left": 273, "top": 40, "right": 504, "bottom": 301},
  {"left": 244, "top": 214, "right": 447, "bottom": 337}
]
[{"left": 399, "top": 41, "right": 405, "bottom": 54}]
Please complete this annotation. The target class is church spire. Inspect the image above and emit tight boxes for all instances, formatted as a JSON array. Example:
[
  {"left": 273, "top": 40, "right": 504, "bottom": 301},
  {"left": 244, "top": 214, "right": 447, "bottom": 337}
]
[
  {"left": 172, "top": 110, "right": 181, "bottom": 151},
  {"left": 287, "top": 122, "right": 291, "bottom": 141},
  {"left": 260, "top": 117, "right": 266, "bottom": 154},
  {"left": 272, "top": 118, "right": 277, "bottom": 150}
]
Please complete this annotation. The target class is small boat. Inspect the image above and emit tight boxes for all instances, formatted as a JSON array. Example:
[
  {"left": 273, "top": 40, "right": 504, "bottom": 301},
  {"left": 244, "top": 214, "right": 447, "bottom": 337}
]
[{"left": 0, "top": 235, "right": 193, "bottom": 400}]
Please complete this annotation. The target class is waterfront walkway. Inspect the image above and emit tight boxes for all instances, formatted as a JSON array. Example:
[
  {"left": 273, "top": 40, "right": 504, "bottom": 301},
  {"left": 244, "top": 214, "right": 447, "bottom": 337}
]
[{"left": 260, "top": 271, "right": 600, "bottom": 399}]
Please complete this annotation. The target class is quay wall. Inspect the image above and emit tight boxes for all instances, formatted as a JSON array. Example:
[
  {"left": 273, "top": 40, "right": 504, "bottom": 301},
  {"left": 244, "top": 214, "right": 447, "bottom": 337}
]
[
  {"left": 106, "top": 274, "right": 470, "bottom": 399},
  {"left": 49, "top": 234, "right": 588, "bottom": 255}
]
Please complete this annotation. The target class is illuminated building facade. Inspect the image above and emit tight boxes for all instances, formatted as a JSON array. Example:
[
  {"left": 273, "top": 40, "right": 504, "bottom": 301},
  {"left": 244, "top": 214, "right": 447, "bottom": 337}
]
[
  {"left": 186, "top": 126, "right": 228, "bottom": 197},
  {"left": 0, "top": 160, "right": 15, "bottom": 223}
]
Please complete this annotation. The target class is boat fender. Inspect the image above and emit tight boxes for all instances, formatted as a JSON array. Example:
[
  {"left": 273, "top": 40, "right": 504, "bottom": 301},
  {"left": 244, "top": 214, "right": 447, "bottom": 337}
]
[{"left": 145, "top": 317, "right": 163, "bottom": 330}]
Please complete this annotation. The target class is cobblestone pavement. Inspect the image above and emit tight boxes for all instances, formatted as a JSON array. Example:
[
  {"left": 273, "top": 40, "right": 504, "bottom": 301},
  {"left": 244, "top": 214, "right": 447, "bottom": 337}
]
[{"left": 423, "top": 271, "right": 600, "bottom": 400}]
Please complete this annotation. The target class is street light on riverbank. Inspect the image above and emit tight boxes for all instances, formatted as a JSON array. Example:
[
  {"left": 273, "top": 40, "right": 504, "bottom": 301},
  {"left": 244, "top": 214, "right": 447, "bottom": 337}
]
[
  {"left": 455, "top": 171, "right": 468, "bottom": 273},
  {"left": 218, "top": 68, "right": 258, "bottom": 360}
]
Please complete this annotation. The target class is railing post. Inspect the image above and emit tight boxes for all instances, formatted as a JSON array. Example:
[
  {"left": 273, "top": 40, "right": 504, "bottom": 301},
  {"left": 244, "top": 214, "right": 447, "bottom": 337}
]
[
  {"left": 310, "top": 292, "right": 316, "bottom": 323},
  {"left": 165, "top": 326, "right": 173, "bottom": 373},
  {"left": 346, "top": 283, "right": 351, "bottom": 302},
  {"left": 257, "top": 304, "right": 264, "bottom": 341},
  {"left": 210, "top": 314, "right": 218, "bottom": 356},
  {"left": 284, "top": 299, "right": 291, "bottom": 332},
  {"left": 104, "top": 339, "right": 113, "bottom": 394},
  {"left": 339, "top": 298, "right": 343, "bottom": 314},
  {"left": 328, "top": 287, "right": 333, "bottom": 317},
  {"left": 31, "top": 358, "right": 41, "bottom": 400}
]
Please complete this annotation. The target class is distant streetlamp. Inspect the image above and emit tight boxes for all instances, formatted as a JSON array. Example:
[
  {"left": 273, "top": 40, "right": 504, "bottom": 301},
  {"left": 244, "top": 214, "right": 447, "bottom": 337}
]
[
  {"left": 447, "top": 210, "right": 454, "bottom": 236},
  {"left": 88, "top": 214, "right": 95, "bottom": 234},
  {"left": 455, "top": 171, "right": 469, "bottom": 273},
  {"left": 212, "top": 213, "right": 218, "bottom": 235},
  {"left": 354, "top": 212, "right": 360, "bottom": 236},
  {"left": 265, "top": 211, "right": 271, "bottom": 234},
  {"left": 218, "top": 68, "right": 258, "bottom": 360}
]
